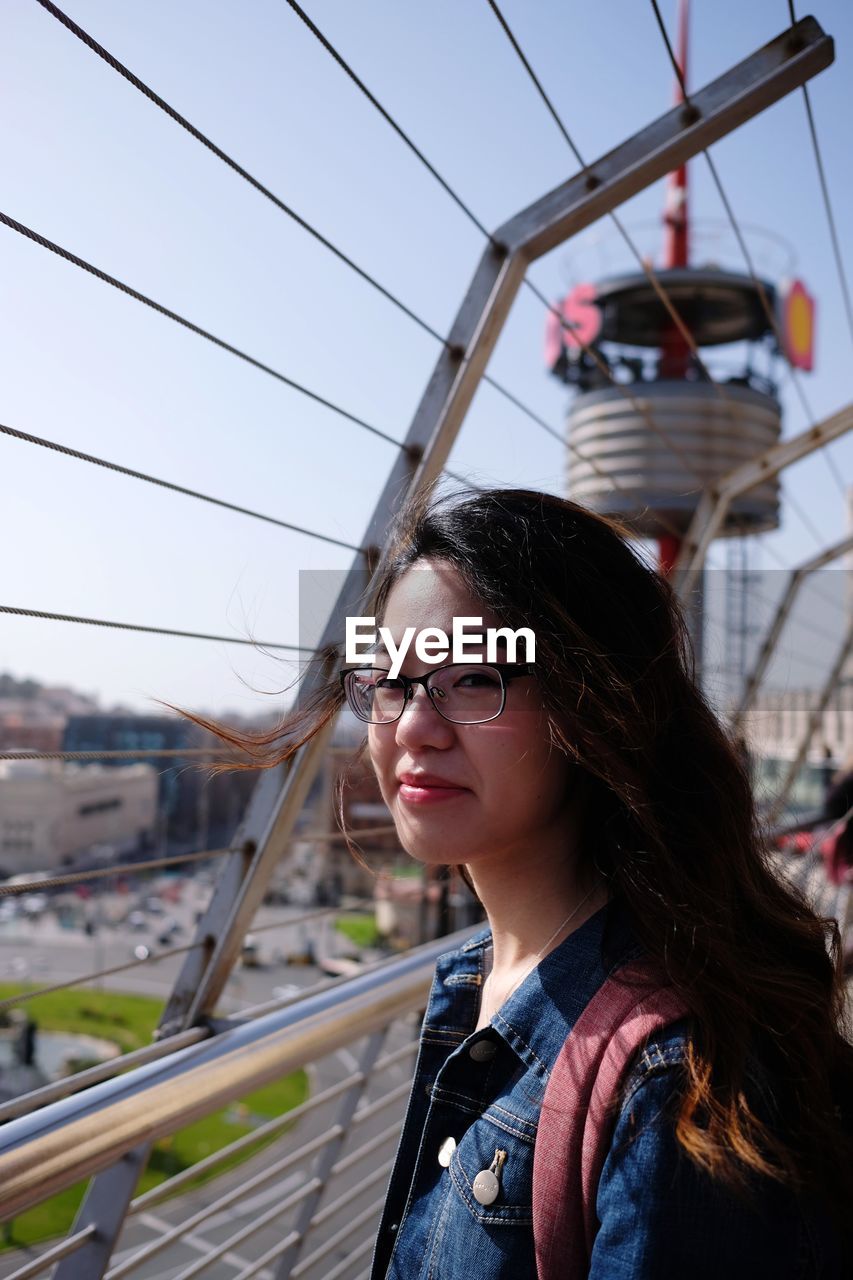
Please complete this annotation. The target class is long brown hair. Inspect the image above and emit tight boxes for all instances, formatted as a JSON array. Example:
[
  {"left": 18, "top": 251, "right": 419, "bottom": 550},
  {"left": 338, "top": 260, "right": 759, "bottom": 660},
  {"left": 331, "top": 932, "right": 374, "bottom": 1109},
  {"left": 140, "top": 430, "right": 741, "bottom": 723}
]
[{"left": 174, "top": 485, "right": 853, "bottom": 1226}]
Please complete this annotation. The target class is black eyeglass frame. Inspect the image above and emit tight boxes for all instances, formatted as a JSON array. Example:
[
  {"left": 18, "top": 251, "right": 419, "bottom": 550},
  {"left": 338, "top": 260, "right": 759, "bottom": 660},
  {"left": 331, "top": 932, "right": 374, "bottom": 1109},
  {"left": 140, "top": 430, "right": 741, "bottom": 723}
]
[{"left": 338, "top": 661, "right": 537, "bottom": 725}]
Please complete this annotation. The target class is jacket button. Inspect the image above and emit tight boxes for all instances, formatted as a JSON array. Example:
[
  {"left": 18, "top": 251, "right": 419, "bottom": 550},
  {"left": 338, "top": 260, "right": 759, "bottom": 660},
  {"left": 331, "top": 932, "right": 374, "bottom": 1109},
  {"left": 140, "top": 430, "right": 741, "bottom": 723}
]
[
  {"left": 437, "top": 1136, "right": 457, "bottom": 1167},
  {"left": 473, "top": 1168, "right": 501, "bottom": 1205},
  {"left": 388, "top": 1222, "right": 399, "bottom": 1234},
  {"left": 469, "top": 1038, "right": 497, "bottom": 1062}
]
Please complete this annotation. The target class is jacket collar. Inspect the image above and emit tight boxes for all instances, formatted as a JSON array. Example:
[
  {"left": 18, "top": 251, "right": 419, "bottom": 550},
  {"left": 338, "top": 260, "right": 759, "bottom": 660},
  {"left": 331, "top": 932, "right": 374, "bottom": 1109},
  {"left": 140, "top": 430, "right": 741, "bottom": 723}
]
[{"left": 431, "top": 897, "right": 643, "bottom": 1079}]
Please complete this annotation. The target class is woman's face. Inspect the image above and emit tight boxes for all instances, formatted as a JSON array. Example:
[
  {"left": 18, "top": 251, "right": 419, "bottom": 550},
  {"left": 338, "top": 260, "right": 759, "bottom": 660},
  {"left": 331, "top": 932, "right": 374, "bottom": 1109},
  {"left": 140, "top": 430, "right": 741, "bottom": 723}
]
[{"left": 367, "top": 559, "right": 579, "bottom": 869}]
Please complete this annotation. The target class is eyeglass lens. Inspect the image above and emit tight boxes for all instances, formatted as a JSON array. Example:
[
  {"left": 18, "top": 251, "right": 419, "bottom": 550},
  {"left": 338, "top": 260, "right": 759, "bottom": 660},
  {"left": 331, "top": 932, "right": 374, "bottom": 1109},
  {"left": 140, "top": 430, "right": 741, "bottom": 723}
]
[{"left": 346, "top": 664, "right": 505, "bottom": 724}]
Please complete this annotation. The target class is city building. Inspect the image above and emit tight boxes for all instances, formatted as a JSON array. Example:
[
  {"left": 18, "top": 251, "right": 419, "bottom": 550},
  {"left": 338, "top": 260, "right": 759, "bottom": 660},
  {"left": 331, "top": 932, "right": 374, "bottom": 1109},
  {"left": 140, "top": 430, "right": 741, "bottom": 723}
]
[
  {"left": 0, "top": 674, "right": 99, "bottom": 753},
  {"left": 0, "top": 757, "right": 158, "bottom": 876},
  {"left": 61, "top": 713, "right": 260, "bottom": 854}
]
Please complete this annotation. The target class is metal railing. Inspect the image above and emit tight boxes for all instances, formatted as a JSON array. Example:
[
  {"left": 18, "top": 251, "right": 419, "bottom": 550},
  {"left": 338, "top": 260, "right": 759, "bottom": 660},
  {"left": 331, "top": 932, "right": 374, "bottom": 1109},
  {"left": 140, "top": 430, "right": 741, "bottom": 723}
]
[{"left": 0, "top": 928, "right": 472, "bottom": 1279}]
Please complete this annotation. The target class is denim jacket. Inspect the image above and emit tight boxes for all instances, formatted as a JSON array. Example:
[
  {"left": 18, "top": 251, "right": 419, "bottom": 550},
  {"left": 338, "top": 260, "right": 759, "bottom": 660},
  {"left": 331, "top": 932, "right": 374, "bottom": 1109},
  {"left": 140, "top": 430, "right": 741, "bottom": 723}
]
[{"left": 369, "top": 899, "right": 843, "bottom": 1279}]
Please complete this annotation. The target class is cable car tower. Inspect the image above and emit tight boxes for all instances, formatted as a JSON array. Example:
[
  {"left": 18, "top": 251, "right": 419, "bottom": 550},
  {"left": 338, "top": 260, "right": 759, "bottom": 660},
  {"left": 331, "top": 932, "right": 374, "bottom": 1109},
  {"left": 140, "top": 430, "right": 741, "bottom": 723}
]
[{"left": 545, "top": 0, "right": 816, "bottom": 687}]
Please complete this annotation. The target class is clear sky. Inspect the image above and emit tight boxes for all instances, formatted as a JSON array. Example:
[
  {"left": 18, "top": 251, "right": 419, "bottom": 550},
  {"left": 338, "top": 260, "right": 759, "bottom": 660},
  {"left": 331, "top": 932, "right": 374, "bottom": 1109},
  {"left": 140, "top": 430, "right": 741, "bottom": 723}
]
[{"left": 2, "top": 0, "right": 852, "bottom": 716}]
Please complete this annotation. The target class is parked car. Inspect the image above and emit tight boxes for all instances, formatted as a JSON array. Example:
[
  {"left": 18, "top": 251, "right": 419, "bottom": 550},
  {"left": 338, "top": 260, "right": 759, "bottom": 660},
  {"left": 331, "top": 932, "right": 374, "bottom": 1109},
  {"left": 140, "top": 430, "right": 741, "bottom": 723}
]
[
  {"left": 21, "top": 893, "right": 48, "bottom": 917},
  {"left": 155, "top": 919, "right": 181, "bottom": 945}
]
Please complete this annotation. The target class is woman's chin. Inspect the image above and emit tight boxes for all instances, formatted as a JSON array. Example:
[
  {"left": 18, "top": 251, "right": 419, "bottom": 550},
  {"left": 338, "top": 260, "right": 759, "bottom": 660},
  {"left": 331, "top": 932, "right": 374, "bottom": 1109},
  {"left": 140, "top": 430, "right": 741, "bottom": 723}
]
[
  {"left": 396, "top": 827, "right": 483, "bottom": 867},
  {"left": 398, "top": 837, "right": 464, "bottom": 865}
]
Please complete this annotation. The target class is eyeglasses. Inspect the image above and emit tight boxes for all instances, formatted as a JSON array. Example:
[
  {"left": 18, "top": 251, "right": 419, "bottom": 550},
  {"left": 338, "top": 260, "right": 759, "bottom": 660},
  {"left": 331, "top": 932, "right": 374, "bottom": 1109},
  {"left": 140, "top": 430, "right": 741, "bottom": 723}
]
[{"left": 339, "top": 662, "right": 536, "bottom": 726}]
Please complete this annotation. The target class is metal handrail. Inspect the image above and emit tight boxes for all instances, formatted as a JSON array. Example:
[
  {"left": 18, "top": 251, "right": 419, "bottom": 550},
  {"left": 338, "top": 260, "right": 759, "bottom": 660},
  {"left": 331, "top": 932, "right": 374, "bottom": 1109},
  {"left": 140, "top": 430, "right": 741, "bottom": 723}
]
[
  {"left": 0, "top": 927, "right": 470, "bottom": 1219},
  {"left": 125, "top": 1040, "right": 416, "bottom": 1217},
  {"left": 0, "top": 1026, "right": 210, "bottom": 1124},
  {"left": 3, "top": 1227, "right": 97, "bottom": 1280}
]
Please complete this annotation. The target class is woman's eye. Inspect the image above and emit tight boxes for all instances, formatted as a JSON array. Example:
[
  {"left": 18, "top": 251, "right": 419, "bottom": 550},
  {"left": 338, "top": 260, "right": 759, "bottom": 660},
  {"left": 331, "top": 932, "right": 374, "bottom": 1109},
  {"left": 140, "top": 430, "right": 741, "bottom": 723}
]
[{"left": 455, "top": 672, "right": 500, "bottom": 688}]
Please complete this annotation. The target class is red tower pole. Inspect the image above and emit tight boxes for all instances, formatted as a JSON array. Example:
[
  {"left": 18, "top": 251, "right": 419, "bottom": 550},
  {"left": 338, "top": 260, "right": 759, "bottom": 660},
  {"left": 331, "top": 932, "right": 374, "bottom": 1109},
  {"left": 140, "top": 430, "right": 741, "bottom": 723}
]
[
  {"left": 662, "top": 0, "right": 690, "bottom": 273},
  {"left": 659, "top": 0, "right": 690, "bottom": 577}
]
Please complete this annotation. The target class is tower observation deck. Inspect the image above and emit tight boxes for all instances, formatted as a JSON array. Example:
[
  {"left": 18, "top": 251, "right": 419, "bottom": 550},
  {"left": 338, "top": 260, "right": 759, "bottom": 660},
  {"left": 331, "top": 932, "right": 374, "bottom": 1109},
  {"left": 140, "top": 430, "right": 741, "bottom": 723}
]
[
  {"left": 548, "top": 264, "right": 785, "bottom": 540},
  {"left": 544, "top": 0, "right": 816, "bottom": 580}
]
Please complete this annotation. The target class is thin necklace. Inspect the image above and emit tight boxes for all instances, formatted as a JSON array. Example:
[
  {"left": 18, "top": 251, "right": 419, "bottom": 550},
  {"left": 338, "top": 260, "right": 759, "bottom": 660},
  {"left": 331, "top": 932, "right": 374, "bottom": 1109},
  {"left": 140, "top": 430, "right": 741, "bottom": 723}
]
[{"left": 480, "top": 879, "right": 605, "bottom": 1024}]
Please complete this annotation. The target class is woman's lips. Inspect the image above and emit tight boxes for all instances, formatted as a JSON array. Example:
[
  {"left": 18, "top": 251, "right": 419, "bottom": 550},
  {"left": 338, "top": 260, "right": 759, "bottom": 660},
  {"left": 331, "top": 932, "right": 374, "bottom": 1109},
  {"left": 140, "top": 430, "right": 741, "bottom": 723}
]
[{"left": 397, "top": 778, "right": 470, "bottom": 805}]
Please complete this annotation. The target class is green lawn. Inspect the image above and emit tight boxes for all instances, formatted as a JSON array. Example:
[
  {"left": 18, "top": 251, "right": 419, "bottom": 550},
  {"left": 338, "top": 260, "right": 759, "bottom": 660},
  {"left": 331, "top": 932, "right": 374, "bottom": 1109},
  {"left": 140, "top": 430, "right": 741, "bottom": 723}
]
[
  {"left": 334, "top": 911, "right": 382, "bottom": 948},
  {"left": 0, "top": 984, "right": 309, "bottom": 1250}
]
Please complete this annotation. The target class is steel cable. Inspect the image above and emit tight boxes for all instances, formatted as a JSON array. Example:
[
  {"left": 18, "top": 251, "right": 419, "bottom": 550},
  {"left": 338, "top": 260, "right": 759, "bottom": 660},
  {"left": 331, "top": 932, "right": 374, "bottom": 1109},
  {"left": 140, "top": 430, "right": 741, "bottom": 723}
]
[
  {"left": 279, "top": 0, "right": 497, "bottom": 245},
  {"left": 31, "top": 0, "right": 451, "bottom": 350},
  {"left": 0, "top": 748, "right": 235, "bottom": 761},
  {"left": 32, "top": 0, "right": 706, "bottom": 542},
  {"left": 485, "top": 0, "right": 721, "bottom": 389},
  {"left": 0, "top": 904, "right": 360, "bottom": 1013},
  {"left": 0, "top": 604, "right": 315, "bottom": 652},
  {"left": 0, "top": 846, "right": 232, "bottom": 895},
  {"left": 277, "top": 0, "right": 724, "bottom": 542},
  {"left": 281, "top": 0, "right": 781, "bottom": 577},
  {"left": 0, "top": 211, "right": 405, "bottom": 452},
  {"left": 0, "top": 422, "right": 363, "bottom": 551},
  {"left": 787, "top": 0, "right": 853, "bottom": 351},
  {"left": 0, "top": 939, "right": 209, "bottom": 1014}
]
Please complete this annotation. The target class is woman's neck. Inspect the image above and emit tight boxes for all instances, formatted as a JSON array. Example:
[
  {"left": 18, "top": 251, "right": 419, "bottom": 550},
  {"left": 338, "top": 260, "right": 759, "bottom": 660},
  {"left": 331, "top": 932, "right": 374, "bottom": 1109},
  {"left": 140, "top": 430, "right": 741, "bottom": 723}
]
[{"left": 465, "top": 840, "right": 610, "bottom": 979}]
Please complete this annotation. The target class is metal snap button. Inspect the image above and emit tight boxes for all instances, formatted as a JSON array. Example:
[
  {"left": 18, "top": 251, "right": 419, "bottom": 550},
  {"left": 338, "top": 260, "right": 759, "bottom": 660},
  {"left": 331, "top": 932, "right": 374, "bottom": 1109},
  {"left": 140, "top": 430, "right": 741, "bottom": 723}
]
[
  {"left": 437, "top": 1136, "right": 457, "bottom": 1168},
  {"left": 473, "top": 1168, "right": 500, "bottom": 1205},
  {"left": 473, "top": 1148, "right": 506, "bottom": 1205},
  {"left": 469, "top": 1038, "right": 497, "bottom": 1062}
]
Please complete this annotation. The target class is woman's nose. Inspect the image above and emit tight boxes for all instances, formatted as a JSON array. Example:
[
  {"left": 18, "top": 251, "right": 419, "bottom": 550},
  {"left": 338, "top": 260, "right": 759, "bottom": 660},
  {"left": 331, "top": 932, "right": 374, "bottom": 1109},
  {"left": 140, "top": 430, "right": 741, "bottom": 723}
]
[{"left": 394, "top": 684, "right": 456, "bottom": 749}]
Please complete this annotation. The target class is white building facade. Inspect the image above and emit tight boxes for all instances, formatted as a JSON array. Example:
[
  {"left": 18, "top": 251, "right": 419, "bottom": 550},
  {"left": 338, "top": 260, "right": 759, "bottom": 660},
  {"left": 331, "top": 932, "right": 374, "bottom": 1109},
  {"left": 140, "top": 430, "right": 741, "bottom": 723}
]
[{"left": 0, "top": 760, "right": 158, "bottom": 875}]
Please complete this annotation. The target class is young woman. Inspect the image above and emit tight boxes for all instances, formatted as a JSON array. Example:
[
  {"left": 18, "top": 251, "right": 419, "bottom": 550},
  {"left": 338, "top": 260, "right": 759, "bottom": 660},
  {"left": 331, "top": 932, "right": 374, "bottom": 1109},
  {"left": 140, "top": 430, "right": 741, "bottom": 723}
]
[{"left": 183, "top": 486, "right": 853, "bottom": 1278}]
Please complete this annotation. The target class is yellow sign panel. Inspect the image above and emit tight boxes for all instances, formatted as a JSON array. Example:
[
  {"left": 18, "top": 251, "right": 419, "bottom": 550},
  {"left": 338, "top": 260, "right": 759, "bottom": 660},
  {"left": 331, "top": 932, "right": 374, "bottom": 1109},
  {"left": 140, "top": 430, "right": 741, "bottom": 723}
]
[{"left": 780, "top": 279, "right": 815, "bottom": 372}]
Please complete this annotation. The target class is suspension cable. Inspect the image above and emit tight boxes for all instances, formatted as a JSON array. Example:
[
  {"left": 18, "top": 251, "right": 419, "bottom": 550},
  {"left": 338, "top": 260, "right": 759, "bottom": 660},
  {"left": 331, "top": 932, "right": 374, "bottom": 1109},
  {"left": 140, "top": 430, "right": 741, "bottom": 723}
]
[
  {"left": 31, "top": 0, "right": 452, "bottom": 350},
  {"left": 0, "top": 604, "right": 314, "bottom": 652},
  {"left": 0, "top": 846, "right": 231, "bottom": 896},
  {"left": 0, "top": 423, "right": 363, "bottom": 552},
  {"left": 279, "top": 0, "right": 496, "bottom": 245},
  {"left": 276, "top": 0, "right": 725, "bottom": 514},
  {"left": 289, "top": 0, "right": 799, "bottom": 532},
  {"left": 0, "top": 939, "right": 207, "bottom": 1014},
  {"left": 31, "top": 0, "right": 779, "bottom": 566},
  {"left": 0, "top": 748, "right": 235, "bottom": 762},
  {"left": 0, "top": 211, "right": 405, "bottom": 452},
  {"left": 485, "top": 0, "right": 720, "bottom": 386},
  {"left": 32, "top": 0, "right": 712, "bottom": 519},
  {"left": 480, "top": 372, "right": 703, "bottom": 547},
  {"left": 787, "top": 0, "right": 853, "bottom": 351},
  {"left": 0, "top": 903, "right": 361, "bottom": 1013},
  {"left": 31, "top": 0, "right": 696, "bottom": 535},
  {"left": 483, "top": 2, "right": 847, "bottom": 586}
]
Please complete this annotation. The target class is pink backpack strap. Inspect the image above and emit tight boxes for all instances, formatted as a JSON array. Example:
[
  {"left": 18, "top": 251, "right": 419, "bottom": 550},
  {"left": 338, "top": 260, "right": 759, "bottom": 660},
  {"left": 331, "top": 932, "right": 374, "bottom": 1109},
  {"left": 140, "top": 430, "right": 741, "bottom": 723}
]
[{"left": 533, "top": 962, "right": 691, "bottom": 1280}]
